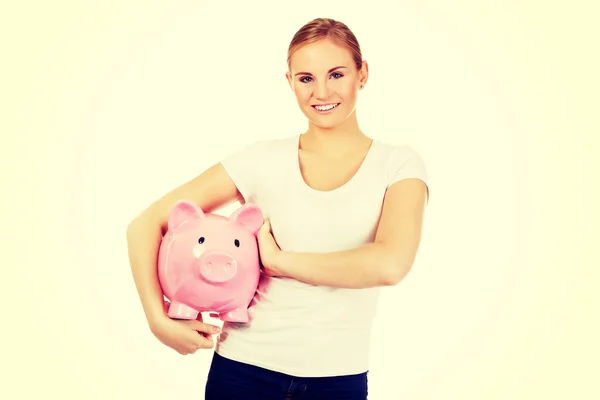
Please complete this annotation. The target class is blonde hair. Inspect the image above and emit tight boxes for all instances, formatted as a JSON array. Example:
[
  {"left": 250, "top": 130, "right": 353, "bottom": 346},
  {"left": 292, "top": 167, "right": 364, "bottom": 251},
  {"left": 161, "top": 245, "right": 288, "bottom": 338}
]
[{"left": 287, "top": 18, "right": 363, "bottom": 70}]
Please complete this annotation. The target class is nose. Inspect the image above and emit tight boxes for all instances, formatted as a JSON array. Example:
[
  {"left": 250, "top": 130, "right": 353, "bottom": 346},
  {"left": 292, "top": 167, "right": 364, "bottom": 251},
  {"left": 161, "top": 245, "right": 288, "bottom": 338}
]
[
  {"left": 314, "top": 80, "right": 332, "bottom": 100},
  {"left": 198, "top": 251, "right": 237, "bottom": 283}
]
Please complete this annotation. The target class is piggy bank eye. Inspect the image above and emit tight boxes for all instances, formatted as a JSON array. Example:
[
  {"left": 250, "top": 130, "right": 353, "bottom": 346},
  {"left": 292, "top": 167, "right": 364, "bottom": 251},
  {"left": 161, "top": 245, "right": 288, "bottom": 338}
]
[
  {"left": 198, "top": 237, "right": 205, "bottom": 244},
  {"left": 234, "top": 239, "right": 240, "bottom": 247}
]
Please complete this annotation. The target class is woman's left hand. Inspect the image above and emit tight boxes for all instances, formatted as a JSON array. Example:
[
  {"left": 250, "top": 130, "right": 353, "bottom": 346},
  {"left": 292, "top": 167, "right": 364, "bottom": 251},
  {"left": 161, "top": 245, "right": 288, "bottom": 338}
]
[{"left": 257, "top": 218, "right": 285, "bottom": 277}]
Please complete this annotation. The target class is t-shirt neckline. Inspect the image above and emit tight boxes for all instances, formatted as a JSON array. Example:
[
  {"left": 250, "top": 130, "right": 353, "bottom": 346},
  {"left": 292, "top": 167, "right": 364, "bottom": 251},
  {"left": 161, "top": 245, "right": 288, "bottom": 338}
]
[{"left": 293, "top": 133, "right": 377, "bottom": 195}]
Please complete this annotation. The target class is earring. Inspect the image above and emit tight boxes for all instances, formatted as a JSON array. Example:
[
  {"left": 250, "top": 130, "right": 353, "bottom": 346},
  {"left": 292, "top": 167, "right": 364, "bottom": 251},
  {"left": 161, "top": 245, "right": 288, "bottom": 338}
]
[{"left": 360, "top": 84, "right": 364, "bottom": 89}]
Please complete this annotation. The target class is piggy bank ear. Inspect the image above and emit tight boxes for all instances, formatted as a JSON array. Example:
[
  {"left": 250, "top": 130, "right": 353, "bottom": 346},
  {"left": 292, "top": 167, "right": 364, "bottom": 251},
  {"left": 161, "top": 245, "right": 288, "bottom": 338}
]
[
  {"left": 168, "top": 200, "right": 205, "bottom": 231},
  {"left": 230, "top": 203, "right": 264, "bottom": 235}
]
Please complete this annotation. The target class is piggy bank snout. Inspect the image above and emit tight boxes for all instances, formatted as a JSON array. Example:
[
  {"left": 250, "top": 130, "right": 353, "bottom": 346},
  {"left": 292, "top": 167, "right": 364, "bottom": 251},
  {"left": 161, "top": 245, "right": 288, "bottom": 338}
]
[{"left": 198, "top": 251, "right": 238, "bottom": 283}]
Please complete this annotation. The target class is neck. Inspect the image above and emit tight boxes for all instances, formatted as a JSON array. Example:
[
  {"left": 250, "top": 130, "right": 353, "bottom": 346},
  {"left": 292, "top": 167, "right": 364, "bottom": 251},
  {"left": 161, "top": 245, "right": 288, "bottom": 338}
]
[{"left": 301, "top": 111, "right": 369, "bottom": 156}]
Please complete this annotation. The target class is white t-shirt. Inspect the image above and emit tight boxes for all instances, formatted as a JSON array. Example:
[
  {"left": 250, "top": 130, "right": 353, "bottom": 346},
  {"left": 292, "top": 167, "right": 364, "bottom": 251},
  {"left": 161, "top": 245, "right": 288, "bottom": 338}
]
[{"left": 216, "top": 134, "right": 429, "bottom": 377}]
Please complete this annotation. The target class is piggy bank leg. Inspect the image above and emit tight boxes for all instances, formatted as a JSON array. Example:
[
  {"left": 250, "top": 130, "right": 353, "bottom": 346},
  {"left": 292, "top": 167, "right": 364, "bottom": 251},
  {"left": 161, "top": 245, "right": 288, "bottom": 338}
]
[
  {"left": 221, "top": 308, "right": 250, "bottom": 323},
  {"left": 167, "top": 301, "right": 199, "bottom": 320}
]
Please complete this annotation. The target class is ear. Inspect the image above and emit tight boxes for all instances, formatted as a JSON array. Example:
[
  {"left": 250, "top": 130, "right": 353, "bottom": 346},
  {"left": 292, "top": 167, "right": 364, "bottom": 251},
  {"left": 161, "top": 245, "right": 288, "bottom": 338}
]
[
  {"left": 285, "top": 71, "right": 294, "bottom": 92},
  {"left": 230, "top": 203, "right": 264, "bottom": 235},
  {"left": 359, "top": 60, "right": 369, "bottom": 88},
  {"left": 167, "top": 200, "right": 205, "bottom": 231}
]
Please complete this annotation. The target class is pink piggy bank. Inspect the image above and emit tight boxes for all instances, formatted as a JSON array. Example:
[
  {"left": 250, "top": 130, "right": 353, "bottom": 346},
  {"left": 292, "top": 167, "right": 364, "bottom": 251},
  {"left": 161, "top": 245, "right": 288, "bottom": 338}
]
[{"left": 157, "top": 200, "right": 264, "bottom": 323}]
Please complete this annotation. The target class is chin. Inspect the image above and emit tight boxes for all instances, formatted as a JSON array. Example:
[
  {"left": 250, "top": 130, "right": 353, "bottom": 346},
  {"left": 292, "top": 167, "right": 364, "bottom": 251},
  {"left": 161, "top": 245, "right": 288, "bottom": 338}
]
[
  {"left": 312, "top": 120, "right": 341, "bottom": 130},
  {"left": 303, "top": 106, "right": 350, "bottom": 130},
  {"left": 305, "top": 116, "right": 341, "bottom": 130}
]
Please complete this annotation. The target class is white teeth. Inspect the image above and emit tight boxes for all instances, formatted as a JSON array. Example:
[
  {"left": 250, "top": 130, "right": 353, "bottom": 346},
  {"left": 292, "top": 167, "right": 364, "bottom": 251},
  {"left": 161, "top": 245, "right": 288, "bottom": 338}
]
[{"left": 314, "top": 103, "right": 339, "bottom": 111}]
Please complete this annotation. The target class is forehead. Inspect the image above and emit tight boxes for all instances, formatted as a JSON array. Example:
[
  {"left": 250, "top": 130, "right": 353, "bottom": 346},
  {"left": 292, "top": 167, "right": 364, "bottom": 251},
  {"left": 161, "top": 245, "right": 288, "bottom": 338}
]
[{"left": 289, "top": 38, "right": 353, "bottom": 73}]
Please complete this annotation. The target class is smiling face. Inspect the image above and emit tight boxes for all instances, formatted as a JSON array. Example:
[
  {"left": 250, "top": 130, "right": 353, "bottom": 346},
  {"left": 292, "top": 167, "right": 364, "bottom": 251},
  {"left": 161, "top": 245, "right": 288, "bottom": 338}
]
[{"left": 286, "top": 38, "right": 368, "bottom": 130}]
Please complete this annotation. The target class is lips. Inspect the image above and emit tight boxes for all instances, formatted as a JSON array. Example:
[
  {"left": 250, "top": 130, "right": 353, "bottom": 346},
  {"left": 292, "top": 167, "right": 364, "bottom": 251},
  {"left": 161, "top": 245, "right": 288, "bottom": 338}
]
[{"left": 312, "top": 103, "right": 340, "bottom": 112}]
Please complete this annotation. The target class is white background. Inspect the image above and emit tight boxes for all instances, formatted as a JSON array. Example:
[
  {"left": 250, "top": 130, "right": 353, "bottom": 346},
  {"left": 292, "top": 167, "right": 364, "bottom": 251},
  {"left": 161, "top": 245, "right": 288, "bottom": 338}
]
[{"left": 2, "top": 1, "right": 598, "bottom": 399}]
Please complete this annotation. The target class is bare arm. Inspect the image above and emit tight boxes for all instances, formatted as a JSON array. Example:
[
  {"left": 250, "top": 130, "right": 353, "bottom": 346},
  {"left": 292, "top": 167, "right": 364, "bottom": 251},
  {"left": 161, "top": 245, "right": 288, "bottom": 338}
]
[
  {"left": 269, "top": 178, "right": 428, "bottom": 289},
  {"left": 126, "top": 162, "right": 241, "bottom": 331}
]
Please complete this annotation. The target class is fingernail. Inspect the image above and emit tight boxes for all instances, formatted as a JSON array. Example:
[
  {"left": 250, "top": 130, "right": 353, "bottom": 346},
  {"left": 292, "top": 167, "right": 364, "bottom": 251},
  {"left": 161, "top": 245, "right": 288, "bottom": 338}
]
[{"left": 213, "top": 326, "right": 221, "bottom": 332}]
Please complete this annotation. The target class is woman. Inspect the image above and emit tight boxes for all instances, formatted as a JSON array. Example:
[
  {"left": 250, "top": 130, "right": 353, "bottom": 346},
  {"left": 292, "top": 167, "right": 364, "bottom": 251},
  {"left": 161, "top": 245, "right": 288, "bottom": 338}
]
[{"left": 127, "top": 17, "right": 429, "bottom": 400}]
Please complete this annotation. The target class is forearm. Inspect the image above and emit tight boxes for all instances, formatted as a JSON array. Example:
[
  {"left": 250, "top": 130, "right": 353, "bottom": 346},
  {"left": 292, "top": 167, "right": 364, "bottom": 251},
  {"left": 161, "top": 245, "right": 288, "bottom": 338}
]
[
  {"left": 126, "top": 218, "right": 167, "bottom": 330},
  {"left": 275, "top": 242, "right": 407, "bottom": 289}
]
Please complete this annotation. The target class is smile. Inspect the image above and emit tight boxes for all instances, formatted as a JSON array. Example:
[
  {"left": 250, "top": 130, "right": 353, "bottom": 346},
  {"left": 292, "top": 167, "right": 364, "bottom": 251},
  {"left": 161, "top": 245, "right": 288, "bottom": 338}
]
[{"left": 312, "top": 103, "right": 340, "bottom": 112}]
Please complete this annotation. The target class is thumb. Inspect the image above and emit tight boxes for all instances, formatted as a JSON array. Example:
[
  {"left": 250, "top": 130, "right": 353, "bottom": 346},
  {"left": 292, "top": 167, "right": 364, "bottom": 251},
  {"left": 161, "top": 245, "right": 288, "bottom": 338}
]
[
  {"left": 189, "top": 319, "right": 222, "bottom": 334},
  {"left": 261, "top": 218, "right": 271, "bottom": 232},
  {"left": 258, "top": 219, "right": 269, "bottom": 238}
]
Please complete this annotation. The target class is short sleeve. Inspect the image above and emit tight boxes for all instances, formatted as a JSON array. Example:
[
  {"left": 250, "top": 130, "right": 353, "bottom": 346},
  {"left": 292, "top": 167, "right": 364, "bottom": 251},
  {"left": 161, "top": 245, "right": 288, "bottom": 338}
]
[
  {"left": 387, "top": 146, "right": 430, "bottom": 200},
  {"left": 220, "top": 140, "right": 267, "bottom": 203}
]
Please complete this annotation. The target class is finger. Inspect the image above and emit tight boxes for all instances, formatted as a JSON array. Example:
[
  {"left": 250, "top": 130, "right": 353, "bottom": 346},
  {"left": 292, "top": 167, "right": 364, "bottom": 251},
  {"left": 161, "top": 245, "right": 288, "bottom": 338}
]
[
  {"left": 187, "top": 329, "right": 214, "bottom": 349},
  {"left": 195, "top": 335, "right": 215, "bottom": 350},
  {"left": 259, "top": 218, "right": 270, "bottom": 234},
  {"left": 186, "top": 319, "right": 221, "bottom": 334}
]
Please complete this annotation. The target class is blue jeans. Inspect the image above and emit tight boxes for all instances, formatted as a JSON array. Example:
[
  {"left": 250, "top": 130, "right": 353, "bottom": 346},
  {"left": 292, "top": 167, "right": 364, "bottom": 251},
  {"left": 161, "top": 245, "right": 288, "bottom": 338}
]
[{"left": 205, "top": 351, "right": 369, "bottom": 400}]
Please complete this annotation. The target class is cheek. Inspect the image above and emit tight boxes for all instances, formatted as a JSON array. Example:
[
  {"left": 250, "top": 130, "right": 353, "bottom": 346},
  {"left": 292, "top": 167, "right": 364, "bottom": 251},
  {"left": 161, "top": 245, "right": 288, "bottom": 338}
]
[
  {"left": 335, "top": 80, "right": 358, "bottom": 99},
  {"left": 293, "top": 84, "right": 312, "bottom": 102}
]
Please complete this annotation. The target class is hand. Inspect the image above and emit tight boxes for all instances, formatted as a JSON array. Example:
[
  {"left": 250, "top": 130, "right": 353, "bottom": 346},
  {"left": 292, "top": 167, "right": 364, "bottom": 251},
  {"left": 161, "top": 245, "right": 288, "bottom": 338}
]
[
  {"left": 257, "top": 218, "right": 284, "bottom": 277},
  {"left": 150, "top": 300, "right": 222, "bottom": 355}
]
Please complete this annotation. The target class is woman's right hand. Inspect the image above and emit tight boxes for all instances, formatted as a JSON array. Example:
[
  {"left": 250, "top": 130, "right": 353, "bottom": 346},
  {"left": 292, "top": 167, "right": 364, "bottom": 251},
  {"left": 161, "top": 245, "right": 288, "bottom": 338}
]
[
  {"left": 126, "top": 162, "right": 238, "bottom": 356},
  {"left": 150, "top": 301, "right": 222, "bottom": 355}
]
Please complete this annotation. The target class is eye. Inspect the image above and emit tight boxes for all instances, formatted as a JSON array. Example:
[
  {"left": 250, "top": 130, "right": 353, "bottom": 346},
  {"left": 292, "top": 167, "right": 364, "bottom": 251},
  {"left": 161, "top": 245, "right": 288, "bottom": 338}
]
[
  {"left": 234, "top": 239, "right": 240, "bottom": 247},
  {"left": 299, "top": 76, "right": 313, "bottom": 83},
  {"left": 330, "top": 72, "right": 343, "bottom": 79},
  {"left": 198, "top": 237, "right": 205, "bottom": 244}
]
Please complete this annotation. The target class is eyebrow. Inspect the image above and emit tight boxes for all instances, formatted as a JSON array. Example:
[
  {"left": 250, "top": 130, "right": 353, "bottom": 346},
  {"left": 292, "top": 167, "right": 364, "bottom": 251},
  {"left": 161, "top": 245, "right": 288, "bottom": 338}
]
[{"left": 294, "top": 66, "right": 347, "bottom": 76}]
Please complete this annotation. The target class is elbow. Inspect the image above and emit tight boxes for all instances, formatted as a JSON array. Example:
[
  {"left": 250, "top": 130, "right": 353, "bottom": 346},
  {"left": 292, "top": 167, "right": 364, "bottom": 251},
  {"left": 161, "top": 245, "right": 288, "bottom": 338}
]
[
  {"left": 126, "top": 218, "right": 141, "bottom": 239},
  {"left": 380, "top": 258, "right": 412, "bottom": 286},
  {"left": 376, "top": 243, "right": 417, "bottom": 286},
  {"left": 126, "top": 213, "right": 165, "bottom": 247},
  {"left": 126, "top": 214, "right": 152, "bottom": 240}
]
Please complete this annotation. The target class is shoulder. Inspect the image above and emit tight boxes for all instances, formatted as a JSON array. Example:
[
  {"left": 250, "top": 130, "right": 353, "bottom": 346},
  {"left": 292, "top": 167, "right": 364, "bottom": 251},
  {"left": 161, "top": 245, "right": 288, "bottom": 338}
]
[
  {"left": 372, "top": 139, "right": 427, "bottom": 170},
  {"left": 226, "top": 135, "right": 296, "bottom": 158},
  {"left": 218, "top": 135, "right": 296, "bottom": 202},
  {"left": 220, "top": 136, "right": 279, "bottom": 164},
  {"left": 372, "top": 139, "right": 428, "bottom": 189}
]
